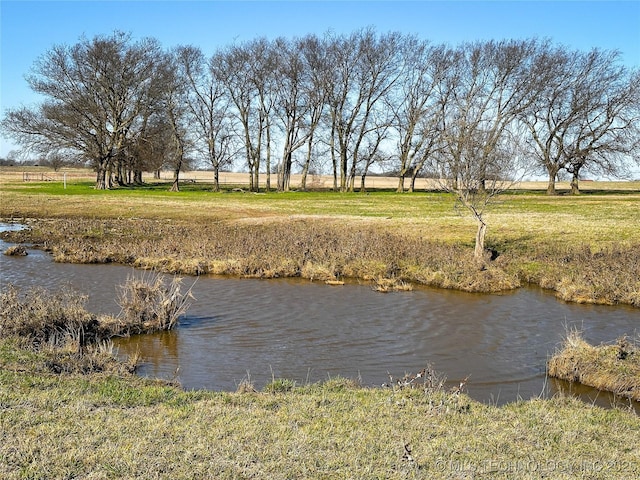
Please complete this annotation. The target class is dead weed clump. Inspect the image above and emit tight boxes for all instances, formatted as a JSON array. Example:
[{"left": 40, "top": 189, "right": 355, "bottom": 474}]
[
  {"left": 515, "top": 243, "right": 640, "bottom": 306},
  {"left": 3, "top": 245, "right": 28, "bottom": 256},
  {"left": 372, "top": 276, "right": 414, "bottom": 292},
  {"left": 0, "top": 285, "right": 105, "bottom": 348},
  {"left": 385, "top": 365, "right": 448, "bottom": 392},
  {"left": 548, "top": 329, "right": 640, "bottom": 402},
  {"left": 1, "top": 275, "right": 194, "bottom": 375},
  {"left": 0, "top": 285, "right": 132, "bottom": 374},
  {"left": 115, "top": 272, "right": 195, "bottom": 334}
]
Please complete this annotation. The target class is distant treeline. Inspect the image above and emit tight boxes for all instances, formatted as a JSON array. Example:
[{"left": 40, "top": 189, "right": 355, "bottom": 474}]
[{"left": 1, "top": 29, "right": 638, "bottom": 194}]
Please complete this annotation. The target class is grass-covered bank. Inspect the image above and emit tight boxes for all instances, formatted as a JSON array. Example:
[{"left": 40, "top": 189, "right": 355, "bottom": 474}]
[
  {"left": 3, "top": 214, "right": 640, "bottom": 306},
  {"left": 0, "top": 274, "right": 192, "bottom": 375},
  {"left": 549, "top": 331, "right": 640, "bottom": 402},
  {"left": 1, "top": 337, "right": 640, "bottom": 480}
]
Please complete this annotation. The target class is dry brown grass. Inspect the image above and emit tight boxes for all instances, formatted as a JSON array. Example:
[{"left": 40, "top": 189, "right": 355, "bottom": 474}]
[
  {"left": 115, "top": 271, "right": 195, "bottom": 333},
  {"left": 3, "top": 217, "right": 522, "bottom": 294},
  {"left": 2, "top": 245, "right": 27, "bottom": 256},
  {"left": 4, "top": 214, "right": 640, "bottom": 304},
  {"left": 0, "top": 285, "right": 135, "bottom": 374},
  {"left": 511, "top": 243, "right": 640, "bottom": 307},
  {"left": 0, "top": 285, "right": 107, "bottom": 348},
  {"left": 548, "top": 329, "right": 640, "bottom": 402},
  {"left": 372, "top": 276, "right": 414, "bottom": 292},
  {"left": 0, "top": 274, "right": 193, "bottom": 374}
]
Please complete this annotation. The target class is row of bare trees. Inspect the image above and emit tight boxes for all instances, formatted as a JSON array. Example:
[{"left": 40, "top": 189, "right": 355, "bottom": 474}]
[{"left": 2, "top": 29, "right": 639, "bottom": 194}]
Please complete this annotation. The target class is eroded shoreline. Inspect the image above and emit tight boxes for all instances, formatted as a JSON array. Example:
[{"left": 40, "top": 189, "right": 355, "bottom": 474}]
[{"left": 2, "top": 216, "right": 639, "bottom": 307}]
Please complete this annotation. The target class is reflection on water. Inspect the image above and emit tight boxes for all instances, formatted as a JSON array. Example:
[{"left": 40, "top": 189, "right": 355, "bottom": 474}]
[{"left": 1, "top": 229, "right": 638, "bottom": 411}]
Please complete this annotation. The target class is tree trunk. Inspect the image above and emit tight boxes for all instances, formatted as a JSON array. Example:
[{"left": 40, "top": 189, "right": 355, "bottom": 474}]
[
  {"left": 299, "top": 135, "right": 314, "bottom": 191},
  {"left": 252, "top": 168, "right": 259, "bottom": 193},
  {"left": 115, "top": 158, "right": 125, "bottom": 186},
  {"left": 570, "top": 171, "right": 580, "bottom": 195},
  {"left": 278, "top": 151, "right": 292, "bottom": 192},
  {"left": 265, "top": 125, "right": 272, "bottom": 192},
  {"left": 348, "top": 171, "right": 356, "bottom": 193},
  {"left": 546, "top": 176, "right": 557, "bottom": 195},
  {"left": 107, "top": 167, "right": 114, "bottom": 189},
  {"left": 397, "top": 173, "right": 405, "bottom": 193},
  {"left": 474, "top": 217, "right": 487, "bottom": 260},
  {"left": 409, "top": 173, "right": 418, "bottom": 193},
  {"left": 348, "top": 153, "right": 358, "bottom": 193},
  {"left": 571, "top": 166, "right": 580, "bottom": 195},
  {"left": 300, "top": 152, "right": 310, "bottom": 191},
  {"left": 546, "top": 166, "right": 560, "bottom": 195},
  {"left": 340, "top": 150, "right": 348, "bottom": 193},
  {"left": 95, "top": 165, "right": 108, "bottom": 190},
  {"left": 212, "top": 168, "right": 220, "bottom": 192},
  {"left": 170, "top": 167, "right": 180, "bottom": 192},
  {"left": 360, "top": 173, "right": 367, "bottom": 193}
]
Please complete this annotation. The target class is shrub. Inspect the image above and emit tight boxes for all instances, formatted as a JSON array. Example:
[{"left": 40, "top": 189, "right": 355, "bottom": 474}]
[
  {"left": 0, "top": 285, "right": 138, "bottom": 374},
  {"left": 116, "top": 271, "right": 195, "bottom": 334},
  {"left": 0, "top": 284, "right": 104, "bottom": 348}
]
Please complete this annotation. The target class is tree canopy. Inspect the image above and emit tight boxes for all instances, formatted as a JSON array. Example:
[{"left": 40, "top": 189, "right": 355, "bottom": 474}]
[{"left": 2, "top": 29, "right": 639, "bottom": 195}]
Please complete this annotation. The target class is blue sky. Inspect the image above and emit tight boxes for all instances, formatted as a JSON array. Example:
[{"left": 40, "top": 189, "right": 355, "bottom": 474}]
[{"left": 1, "top": 0, "right": 639, "bottom": 157}]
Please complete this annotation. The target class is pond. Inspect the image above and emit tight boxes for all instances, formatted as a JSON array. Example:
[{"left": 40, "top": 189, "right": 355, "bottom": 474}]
[{"left": 1, "top": 225, "right": 638, "bottom": 410}]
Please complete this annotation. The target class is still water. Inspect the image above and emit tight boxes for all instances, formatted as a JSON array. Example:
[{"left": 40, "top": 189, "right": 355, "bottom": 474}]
[{"left": 1, "top": 228, "right": 638, "bottom": 408}]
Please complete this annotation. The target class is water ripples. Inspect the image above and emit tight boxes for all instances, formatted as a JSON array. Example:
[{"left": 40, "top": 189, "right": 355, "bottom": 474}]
[{"left": 1, "top": 232, "right": 638, "bottom": 407}]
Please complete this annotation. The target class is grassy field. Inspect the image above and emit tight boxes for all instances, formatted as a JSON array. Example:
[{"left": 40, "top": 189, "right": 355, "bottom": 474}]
[
  {"left": 1, "top": 167, "right": 640, "bottom": 478},
  {"left": 1, "top": 336, "right": 639, "bottom": 480}
]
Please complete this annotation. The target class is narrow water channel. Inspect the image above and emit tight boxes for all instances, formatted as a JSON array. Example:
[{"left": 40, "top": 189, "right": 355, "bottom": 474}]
[{"left": 1, "top": 227, "right": 638, "bottom": 410}]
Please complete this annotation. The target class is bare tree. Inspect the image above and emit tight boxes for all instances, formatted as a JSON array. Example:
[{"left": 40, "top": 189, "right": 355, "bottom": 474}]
[
  {"left": 177, "top": 46, "right": 233, "bottom": 191},
  {"left": 519, "top": 45, "right": 574, "bottom": 195},
  {"left": 272, "top": 37, "right": 310, "bottom": 192},
  {"left": 158, "top": 49, "right": 195, "bottom": 192},
  {"left": 6, "top": 29, "right": 638, "bottom": 200},
  {"left": 43, "top": 151, "right": 67, "bottom": 171},
  {"left": 130, "top": 115, "right": 174, "bottom": 181},
  {"left": 297, "top": 35, "right": 329, "bottom": 191},
  {"left": 431, "top": 40, "right": 540, "bottom": 259},
  {"left": 213, "top": 40, "right": 275, "bottom": 192},
  {"left": 561, "top": 54, "right": 640, "bottom": 193},
  {"left": 270, "top": 35, "right": 329, "bottom": 192},
  {"left": 325, "top": 29, "right": 403, "bottom": 192},
  {"left": 247, "top": 39, "right": 278, "bottom": 191},
  {"left": 521, "top": 47, "right": 639, "bottom": 194},
  {"left": 391, "top": 40, "right": 454, "bottom": 192},
  {"left": 1, "top": 32, "right": 163, "bottom": 189}
]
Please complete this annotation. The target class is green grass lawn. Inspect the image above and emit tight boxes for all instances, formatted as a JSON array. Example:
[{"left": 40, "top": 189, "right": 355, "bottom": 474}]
[{"left": 3, "top": 177, "right": 639, "bottom": 246}]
